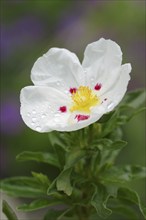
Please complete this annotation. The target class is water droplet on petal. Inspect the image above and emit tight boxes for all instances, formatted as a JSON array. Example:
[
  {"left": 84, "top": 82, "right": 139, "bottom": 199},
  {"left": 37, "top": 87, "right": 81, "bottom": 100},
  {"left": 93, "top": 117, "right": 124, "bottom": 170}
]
[
  {"left": 107, "top": 102, "right": 114, "bottom": 110},
  {"left": 32, "top": 110, "right": 36, "bottom": 114},
  {"left": 27, "top": 113, "right": 30, "bottom": 117},
  {"left": 41, "top": 114, "right": 47, "bottom": 118},
  {"left": 55, "top": 113, "right": 60, "bottom": 117},
  {"left": 91, "top": 77, "right": 94, "bottom": 81},
  {"left": 36, "top": 126, "right": 41, "bottom": 132},
  {"left": 57, "top": 82, "right": 60, "bottom": 86},
  {"left": 54, "top": 118, "right": 60, "bottom": 123},
  {"left": 31, "top": 122, "right": 35, "bottom": 126},
  {"left": 32, "top": 117, "right": 37, "bottom": 122},
  {"left": 65, "top": 90, "right": 70, "bottom": 95}
]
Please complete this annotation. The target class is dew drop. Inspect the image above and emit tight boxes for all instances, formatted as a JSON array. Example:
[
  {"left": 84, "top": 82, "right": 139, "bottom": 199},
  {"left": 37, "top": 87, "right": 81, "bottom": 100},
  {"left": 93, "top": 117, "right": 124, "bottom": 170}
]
[
  {"left": 32, "top": 117, "right": 37, "bottom": 122},
  {"left": 41, "top": 114, "right": 47, "bottom": 118},
  {"left": 57, "top": 82, "right": 60, "bottom": 86},
  {"left": 27, "top": 113, "right": 30, "bottom": 117},
  {"left": 54, "top": 118, "right": 60, "bottom": 123},
  {"left": 31, "top": 122, "right": 35, "bottom": 126},
  {"left": 91, "top": 77, "right": 95, "bottom": 81},
  {"left": 36, "top": 126, "right": 41, "bottom": 132},
  {"left": 65, "top": 90, "right": 70, "bottom": 94},
  {"left": 107, "top": 102, "right": 114, "bottom": 110},
  {"left": 55, "top": 113, "right": 61, "bottom": 117},
  {"left": 32, "top": 110, "right": 36, "bottom": 114}
]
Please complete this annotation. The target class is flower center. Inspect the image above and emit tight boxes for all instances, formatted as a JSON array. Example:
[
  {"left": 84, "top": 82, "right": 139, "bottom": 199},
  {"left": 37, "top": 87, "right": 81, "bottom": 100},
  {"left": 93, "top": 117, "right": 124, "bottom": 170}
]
[{"left": 70, "top": 86, "right": 100, "bottom": 113}]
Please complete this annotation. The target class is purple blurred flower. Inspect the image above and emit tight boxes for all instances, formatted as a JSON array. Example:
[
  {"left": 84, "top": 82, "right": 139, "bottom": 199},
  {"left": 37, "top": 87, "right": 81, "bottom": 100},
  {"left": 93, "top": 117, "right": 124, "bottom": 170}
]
[
  {"left": 0, "top": 97, "right": 23, "bottom": 134},
  {"left": 1, "top": 15, "right": 45, "bottom": 59}
]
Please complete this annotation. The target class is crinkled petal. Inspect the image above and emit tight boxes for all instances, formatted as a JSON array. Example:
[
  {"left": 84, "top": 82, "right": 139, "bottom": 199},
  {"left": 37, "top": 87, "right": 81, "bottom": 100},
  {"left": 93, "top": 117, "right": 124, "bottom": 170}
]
[
  {"left": 82, "top": 38, "right": 122, "bottom": 91},
  {"left": 31, "top": 48, "right": 85, "bottom": 92},
  {"left": 20, "top": 86, "right": 71, "bottom": 132},
  {"left": 100, "top": 63, "right": 131, "bottom": 112}
]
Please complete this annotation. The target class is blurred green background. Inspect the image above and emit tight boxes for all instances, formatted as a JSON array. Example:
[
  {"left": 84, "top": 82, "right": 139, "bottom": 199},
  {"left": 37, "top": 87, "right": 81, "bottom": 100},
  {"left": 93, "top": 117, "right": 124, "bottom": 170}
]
[{"left": 1, "top": 0, "right": 145, "bottom": 207}]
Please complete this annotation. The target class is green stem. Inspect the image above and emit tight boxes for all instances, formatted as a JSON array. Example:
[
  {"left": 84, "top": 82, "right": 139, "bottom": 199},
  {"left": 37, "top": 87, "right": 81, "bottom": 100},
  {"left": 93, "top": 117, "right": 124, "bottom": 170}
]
[{"left": 77, "top": 206, "right": 89, "bottom": 220}]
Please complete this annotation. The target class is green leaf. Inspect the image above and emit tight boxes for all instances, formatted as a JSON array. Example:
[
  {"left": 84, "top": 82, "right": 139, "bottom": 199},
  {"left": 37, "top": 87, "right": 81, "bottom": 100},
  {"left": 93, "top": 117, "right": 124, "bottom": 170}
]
[
  {"left": 101, "top": 110, "right": 120, "bottom": 137},
  {"left": 108, "top": 199, "right": 140, "bottom": 220},
  {"left": 117, "top": 187, "right": 146, "bottom": 218},
  {"left": 16, "top": 151, "right": 60, "bottom": 168},
  {"left": 56, "top": 168, "right": 73, "bottom": 196},
  {"left": 98, "top": 111, "right": 115, "bottom": 123},
  {"left": 53, "top": 148, "right": 86, "bottom": 196},
  {"left": 48, "top": 131, "right": 67, "bottom": 150},
  {"left": 92, "top": 139, "right": 127, "bottom": 171},
  {"left": 0, "top": 177, "right": 46, "bottom": 198},
  {"left": 123, "top": 165, "right": 146, "bottom": 180},
  {"left": 2, "top": 200, "right": 18, "bottom": 220},
  {"left": 90, "top": 184, "right": 112, "bottom": 219},
  {"left": 93, "top": 139, "right": 127, "bottom": 151},
  {"left": 17, "top": 198, "right": 62, "bottom": 212},
  {"left": 65, "top": 149, "right": 86, "bottom": 169},
  {"left": 121, "top": 89, "right": 146, "bottom": 109},
  {"left": 57, "top": 207, "right": 74, "bottom": 220},
  {"left": 56, "top": 148, "right": 86, "bottom": 196},
  {"left": 44, "top": 209, "right": 64, "bottom": 220},
  {"left": 101, "top": 165, "right": 146, "bottom": 184},
  {"left": 31, "top": 172, "right": 50, "bottom": 186}
]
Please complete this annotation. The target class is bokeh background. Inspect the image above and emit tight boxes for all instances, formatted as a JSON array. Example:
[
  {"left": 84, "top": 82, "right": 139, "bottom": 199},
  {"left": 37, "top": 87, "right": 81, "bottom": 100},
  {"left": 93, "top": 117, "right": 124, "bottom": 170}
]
[{"left": 0, "top": 0, "right": 145, "bottom": 218}]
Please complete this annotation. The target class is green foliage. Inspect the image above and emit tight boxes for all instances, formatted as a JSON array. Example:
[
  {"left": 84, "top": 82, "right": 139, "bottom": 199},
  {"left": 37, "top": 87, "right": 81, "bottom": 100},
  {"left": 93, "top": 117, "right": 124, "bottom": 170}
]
[
  {"left": 0, "top": 176, "right": 48, "bottom": 198},
  {"left": 117, "top": 187, "right": 146, "bottom": 218},
  {"left": 2, "top": 200, "right": 18, "bottom": 220},
  {"left": 16, "top": 151, "right": 60, "bottom": 168},
  {"left": 17, "top": 198, "right": 62, "bottom": 212},
  {"left": 1, "top": 90, "right": 146, "bottom": 219},
  {"left": 91, "top": 184, "right": 112, "bottom": 219}
]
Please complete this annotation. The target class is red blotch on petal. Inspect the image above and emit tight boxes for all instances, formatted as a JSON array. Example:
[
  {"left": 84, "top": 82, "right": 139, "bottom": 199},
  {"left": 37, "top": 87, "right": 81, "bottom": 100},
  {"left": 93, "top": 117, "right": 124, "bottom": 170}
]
[
  {"left": 94, "top": 83, "right": 102, "bottom": 91},
  {"left": 70, "top": 88, "right": 77, "bottom": 94},
  {"left": 75, "top": 114, "right": 90, "bottom": 122},
  {"left": 59, "top": 106, "right": 67, "bottom": 113}
]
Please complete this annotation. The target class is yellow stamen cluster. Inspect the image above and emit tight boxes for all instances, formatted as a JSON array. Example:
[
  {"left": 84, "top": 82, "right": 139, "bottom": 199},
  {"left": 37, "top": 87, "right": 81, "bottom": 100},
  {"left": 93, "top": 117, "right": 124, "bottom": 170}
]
[{"left": 70, "top": 86, "right": 100, "bottom": 113}]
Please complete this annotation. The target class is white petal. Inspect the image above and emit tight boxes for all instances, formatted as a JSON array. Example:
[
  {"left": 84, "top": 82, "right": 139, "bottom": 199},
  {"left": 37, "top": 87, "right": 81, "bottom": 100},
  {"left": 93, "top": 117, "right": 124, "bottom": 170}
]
[
  {"left": 82, "top": 38, "right": 122, "bottom": 91},
  {"left": 20, "top": 86, "right": 71, "bottom": 133},
  {"left": 56, "top": 113, "right": 104, "bottom": 132},
  {"left": 31, "top": 48, "right": 85, "bottom": 92},
  {"left": 100, "top": 63, "right": 131, "bottom": 112}
]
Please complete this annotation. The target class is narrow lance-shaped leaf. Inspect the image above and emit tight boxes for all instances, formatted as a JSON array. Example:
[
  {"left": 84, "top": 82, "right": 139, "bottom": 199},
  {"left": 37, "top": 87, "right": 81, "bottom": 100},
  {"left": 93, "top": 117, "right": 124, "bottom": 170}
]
[
  {"left": 2, "top": 200, "right": 18, "bottom": 220},
  {"left": 0, "top": 177, "right": 46, "bottom": 198},
  {"left": 56, "top": 168, "right": 73, "bottom": 196},
  {"left": 90, "top": 184, "right": 112, "bottom": 219},
  {"left": 44, "top": 209, "right": 64, "bottom": 220},
  {"left": 31, "top": 172, "right": 50, "bottom": 186},
  {"left": 107, "top": 199, "right": 139, "bottom": 220},
  {"left": 100, "top": 165, "right": 146, "bottom": 184},
  {"left": 117, "top": 187, "right": 146, "bottom": 218},
  {"left": 56, "top": 149, "right": 86, "bottom": 196},
  {"left": 16, "top": 151, "right": 60, "bottom": 168},
  {"left": 121, "top": 89, "right": 146, "bottom": 109},
  {"left": 17, "top": 198, "right": 62, "bottom": 212},
  {"left": 100, "top": 110, "right": 120, "bottom": 137},
  {"left": 57, "top": 207, "right": 74, "bottom": 220},
  {"left": 92, "top": 139, "right": 127, "bottom": 172}
]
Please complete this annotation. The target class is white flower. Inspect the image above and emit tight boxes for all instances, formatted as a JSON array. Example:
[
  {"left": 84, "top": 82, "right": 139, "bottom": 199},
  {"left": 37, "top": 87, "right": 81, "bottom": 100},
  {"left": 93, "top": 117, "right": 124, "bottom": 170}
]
[{"left": 20, "top": 38, "right": 131, "bottom": 132}]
